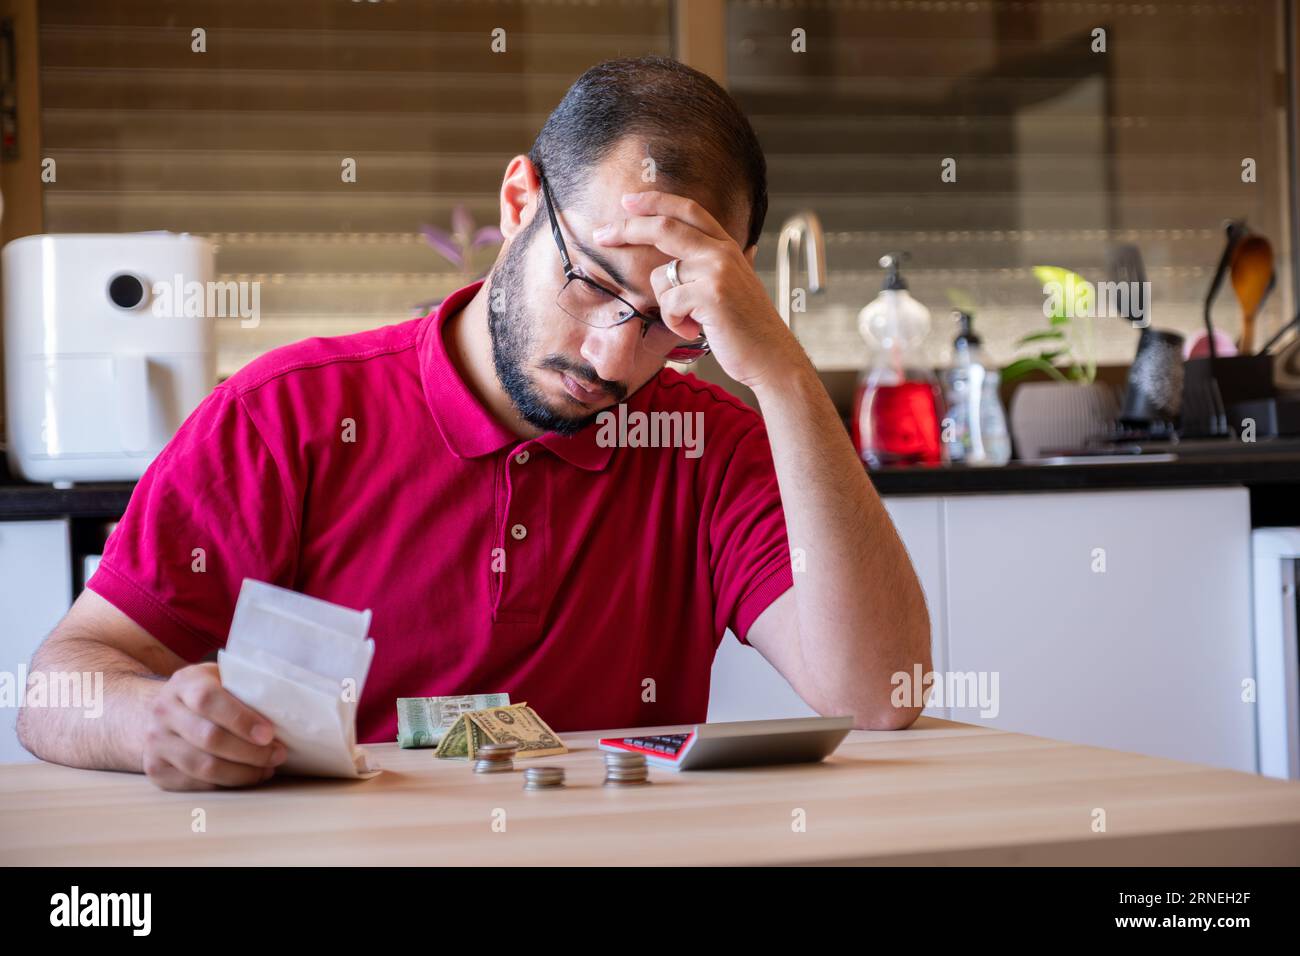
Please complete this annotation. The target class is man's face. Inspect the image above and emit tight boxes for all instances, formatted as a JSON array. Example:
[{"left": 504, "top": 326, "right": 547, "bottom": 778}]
[{"left": 486, "top": 149, "right": 746, "bottom": 436}]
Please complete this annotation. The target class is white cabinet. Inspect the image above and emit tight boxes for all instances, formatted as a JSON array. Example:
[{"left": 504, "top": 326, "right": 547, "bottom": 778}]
[
  {"left": 707, "top": 485, "right": 1258, "bottom": 774},
  {"left": 943, "top": 487, "right": 1256, "bottom": 773},
  {"left": 0, "top": 519, "right": 73, "bottom": 763},
  {"left": 1251, "top": 528, "right": 1300, "bottom": 779},
  {"left": 708, "top": 497, "right": 948, "bottom": 722}
]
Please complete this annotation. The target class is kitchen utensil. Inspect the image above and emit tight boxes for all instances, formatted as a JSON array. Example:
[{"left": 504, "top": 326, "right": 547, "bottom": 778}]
[
  {"left": 1258, "top": 309, "right": 1300, "bottom": 355},
  {"left": 1203, "top": 219, "right": 1248, "bottom": 361},
  {"left": 1273, "top": 334, "right": 1300, "bottom": 391},
  {"left": 1182, "top": 220, "right": 1277, "bottom": 438},
  {"left": 1107, "top": 244, "right": 1184, "bottom": 430},
  {"left": 1230, "top": 234, "right": 1274, "bottom": 353},
  {"left": 1181, "top": 354, "right": 1274, "bottom": 438},
  {"left": 1107, "top": 243, "right": 1149, "bottom": 327},
  {"left": 1120, "top": 328, "right": 1185, "bottom": 426}
]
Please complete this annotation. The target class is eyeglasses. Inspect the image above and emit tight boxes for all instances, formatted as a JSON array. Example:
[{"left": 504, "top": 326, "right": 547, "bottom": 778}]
[{"left": 538, "top": 171, "right": 710, "bottom": 364}]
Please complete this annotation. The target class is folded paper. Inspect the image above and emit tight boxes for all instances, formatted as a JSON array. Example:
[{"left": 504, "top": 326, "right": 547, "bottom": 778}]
[{"left": 218, "top": 579, "right": 378, "bottom": 779}]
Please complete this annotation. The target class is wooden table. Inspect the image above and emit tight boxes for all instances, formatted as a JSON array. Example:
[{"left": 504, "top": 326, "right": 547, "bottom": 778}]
[{"left": 3, "top": 718, "right": 1299, "bottom": 865}]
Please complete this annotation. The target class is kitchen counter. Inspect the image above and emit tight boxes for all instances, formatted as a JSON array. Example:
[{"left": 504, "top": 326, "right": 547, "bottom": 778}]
[
  {"left": 0, "top": 481, "right": 135, "bottom": 520},
  {"left": 3, "top": 446, "right": 1299, "bottom": 522},
  {"left": 869, "top": 446, "right": 1300, "bottom": 496}
]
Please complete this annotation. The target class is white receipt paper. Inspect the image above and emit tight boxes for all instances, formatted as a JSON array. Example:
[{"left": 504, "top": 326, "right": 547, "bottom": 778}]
[{"left": 217, "top": 578, "right": 380, "bottom": 779}]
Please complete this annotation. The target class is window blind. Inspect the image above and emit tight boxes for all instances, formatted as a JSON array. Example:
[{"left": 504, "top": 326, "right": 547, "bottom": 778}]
[{"left": 38, "top": 0, "right": 674, "bottom": 377}]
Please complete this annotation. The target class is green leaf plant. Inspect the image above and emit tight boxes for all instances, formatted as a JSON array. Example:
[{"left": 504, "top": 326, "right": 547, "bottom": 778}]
[{"left": 1002, "top": 266, "right": 1098, "bottom": 385}]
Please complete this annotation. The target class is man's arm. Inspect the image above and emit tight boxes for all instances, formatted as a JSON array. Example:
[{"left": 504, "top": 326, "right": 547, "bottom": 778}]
[
  {"left": 743, "top": 363, "right": 932, "bottom": 730},
  {"left": 592, "top": 189, "right": 932, "bottom": 729},
  {"left": 17, "top": 589, "right": 286, "bottom": 789}
]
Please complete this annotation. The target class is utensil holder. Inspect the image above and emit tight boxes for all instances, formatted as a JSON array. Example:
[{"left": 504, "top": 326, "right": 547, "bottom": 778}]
[{"left": 1180, "top": 355, "right": 1275, "bottom": 437}]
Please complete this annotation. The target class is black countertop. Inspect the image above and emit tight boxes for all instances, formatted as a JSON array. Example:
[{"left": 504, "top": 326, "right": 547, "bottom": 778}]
[
  {"left": 868, "top": 449, "right": 1300, "bottom": 495},
  {"left": 3, "top": 445, "right": 1298, "bottom": 522},
  {"left": 0, "top": 481, "right": 135, "bottom": 520}
]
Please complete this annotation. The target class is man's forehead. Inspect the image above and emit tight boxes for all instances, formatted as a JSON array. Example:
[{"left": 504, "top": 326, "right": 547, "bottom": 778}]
[{"left": 572, "top": 146, "right": 751, "bottom": 246}]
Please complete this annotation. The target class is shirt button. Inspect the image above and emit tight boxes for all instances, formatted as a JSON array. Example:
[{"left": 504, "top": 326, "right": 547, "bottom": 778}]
[
  {"left": 510, "top": 524, "right": 527, "bottom": 541},
  {"left": 514, "top": 450, "right": 530, "bottom": 465}
]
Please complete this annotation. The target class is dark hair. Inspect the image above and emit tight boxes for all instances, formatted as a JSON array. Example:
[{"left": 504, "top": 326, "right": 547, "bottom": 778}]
[{"left": 527, "top": 55, "right": 768, "bottom": 250}]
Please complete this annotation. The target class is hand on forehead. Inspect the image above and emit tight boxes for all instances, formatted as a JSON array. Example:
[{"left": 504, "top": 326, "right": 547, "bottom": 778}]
[{"left": 561, "top": 155, "right": 748, "bottom": 299}]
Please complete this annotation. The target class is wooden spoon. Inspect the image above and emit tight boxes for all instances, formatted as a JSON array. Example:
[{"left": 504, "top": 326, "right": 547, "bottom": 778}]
[{"left": 1230, "top": 235, "right": 1274, "bottom": 354}]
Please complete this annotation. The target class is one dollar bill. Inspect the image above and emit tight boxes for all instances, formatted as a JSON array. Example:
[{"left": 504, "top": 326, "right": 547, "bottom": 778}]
[
  {"left": 396, "top": 693, "right": 511, "bottom": 748},
  {"left": 434, "top": 702, "right": 567, "bottom": 759}
]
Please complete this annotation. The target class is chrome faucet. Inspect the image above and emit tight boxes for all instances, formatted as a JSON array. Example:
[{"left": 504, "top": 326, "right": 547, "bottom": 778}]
[{"left": 776, "top": 211, "right": 827, "bottom": 328}]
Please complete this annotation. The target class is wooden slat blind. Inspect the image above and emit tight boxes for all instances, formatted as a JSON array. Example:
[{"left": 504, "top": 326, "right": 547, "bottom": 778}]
[
  {"left": 38, "top": 0, "right": 673, "bottom": 376},
  {"left": 35, "top": 0, "right": 1294, "bottom": 376}
]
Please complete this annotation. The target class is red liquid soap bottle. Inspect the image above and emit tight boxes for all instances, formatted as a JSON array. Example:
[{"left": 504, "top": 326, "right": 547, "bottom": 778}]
[{"left": 852, "top": 254, "right": 945, "bottom": 468}]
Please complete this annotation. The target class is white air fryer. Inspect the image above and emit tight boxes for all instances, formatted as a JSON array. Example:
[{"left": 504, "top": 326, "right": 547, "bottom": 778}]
[{"left": 3, "top": 232, "right": 216, "bottom": 484}]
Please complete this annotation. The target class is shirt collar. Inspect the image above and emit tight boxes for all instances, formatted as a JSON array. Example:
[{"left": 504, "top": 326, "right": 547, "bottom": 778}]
[{"left": 420, "top": 279, "right": 653, "bottom": 472}]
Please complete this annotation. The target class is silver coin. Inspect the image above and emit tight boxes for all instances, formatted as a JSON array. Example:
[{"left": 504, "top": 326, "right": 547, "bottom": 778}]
[
  {"left": 523, "top": 767, "right": 565, "bottom": 779},
  {"left": 473, "top": 761, "right": 514, "bottom": 774},
  {"left": 603, "top": 752, "right": 647, "bottom": 765},
  {"left": 477, "top": 743, "right": 520, "bottom": 754}
]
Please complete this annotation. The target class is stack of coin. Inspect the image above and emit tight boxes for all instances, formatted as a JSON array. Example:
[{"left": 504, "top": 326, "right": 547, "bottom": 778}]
[
  {"left": 522, "top": 766, "right": 566, "bottom": 790},
  {"left": 472, "top": 742, "right": 519, "bottom": 774},
  {"left": 603, "top": 751, "right": 650, "bottom": 787}
]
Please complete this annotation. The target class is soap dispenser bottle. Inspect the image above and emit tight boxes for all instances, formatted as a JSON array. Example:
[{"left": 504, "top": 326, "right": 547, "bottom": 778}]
[
  {"left": 851, "top": 254, "right": 944, "bottom": 467},
  {"left": 942, "top": 310, "right": 1011, "bottom": 466}
]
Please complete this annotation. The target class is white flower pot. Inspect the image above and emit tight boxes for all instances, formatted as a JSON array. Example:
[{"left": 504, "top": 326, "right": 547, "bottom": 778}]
[{"left": 1008, "top": 381, "right": 1119, "bottom": 459}]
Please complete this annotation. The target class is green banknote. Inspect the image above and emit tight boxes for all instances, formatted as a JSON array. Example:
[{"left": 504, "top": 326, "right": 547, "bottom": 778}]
[{"left": 396, "top": 693, "right": 510, "bottom": 748}]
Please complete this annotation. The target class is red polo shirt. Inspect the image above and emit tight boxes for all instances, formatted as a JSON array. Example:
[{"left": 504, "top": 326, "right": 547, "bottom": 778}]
[{"left": 88, "top": 280, "right": 793, "bottom": 741}]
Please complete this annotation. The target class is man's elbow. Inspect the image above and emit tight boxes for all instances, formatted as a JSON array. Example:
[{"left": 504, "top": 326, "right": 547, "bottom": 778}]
[
  {"left": 15, "top": 704, "right": 42, "bottom": 759},
  {"left": 822, "top": 687, "right": 924, "bottom": 731},
  {"left": 14, "top": 652, "right": 65, "bottom": 762},
  {"left": 849, "top": 636, "right": 932, "bottom": 730},
  {"left": 851, "top": 702, "right": 922, "bottom": 731}
]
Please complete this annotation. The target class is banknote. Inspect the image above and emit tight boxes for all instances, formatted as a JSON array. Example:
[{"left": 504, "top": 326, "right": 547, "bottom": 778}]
[
  {"left": 434, "top": 702, "right": 567, "bottom": 759},
  {"left": 396, "top": 693, "right": 511, "bottom": 748},
  {"left": 470, "top": 703, "right": 566, "bottom": 758}
]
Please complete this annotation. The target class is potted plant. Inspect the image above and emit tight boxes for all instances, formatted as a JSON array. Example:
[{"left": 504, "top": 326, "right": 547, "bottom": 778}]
[
  {"left": 410, "top": 205, "right": 503, "bottom": 317},
  {"left": 1003, "top": 266, "right": 1118, "bottom": 459}
]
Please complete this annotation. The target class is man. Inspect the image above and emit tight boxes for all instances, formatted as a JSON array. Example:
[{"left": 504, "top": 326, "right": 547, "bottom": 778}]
[{"left": 18, "top": 56, "right": 931, "bottom": 791}]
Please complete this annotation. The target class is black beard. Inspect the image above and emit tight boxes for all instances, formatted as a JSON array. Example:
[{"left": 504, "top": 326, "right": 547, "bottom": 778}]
[{"left": 486, "top": 226, "right": 626, "bottom": 437}]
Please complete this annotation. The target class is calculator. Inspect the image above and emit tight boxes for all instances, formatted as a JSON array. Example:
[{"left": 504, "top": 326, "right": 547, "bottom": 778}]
[{"left": 597, "top": 716, "right": 854, "bottom": 771}]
